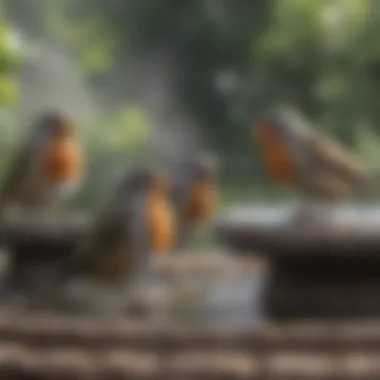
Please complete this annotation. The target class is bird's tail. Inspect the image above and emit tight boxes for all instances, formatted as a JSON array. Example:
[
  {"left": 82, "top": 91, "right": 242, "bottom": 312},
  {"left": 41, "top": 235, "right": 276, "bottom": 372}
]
[{"left": 0, "top": 200, "right": 10, "bottom": 222}]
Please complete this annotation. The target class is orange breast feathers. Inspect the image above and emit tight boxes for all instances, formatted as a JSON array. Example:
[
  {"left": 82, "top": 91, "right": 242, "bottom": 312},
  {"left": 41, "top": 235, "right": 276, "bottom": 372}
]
[
  {"left": 145, "top": 188, "right": 176, "bottom": 255},
  {"left": 255, "top": 125, "right": 296, "bottom": 185},
  {"left": 184, "top": 178, "right": 216, "bottom": 224},
  {"left": 42, "top": 136, "right": 83, "bottom": 183}
]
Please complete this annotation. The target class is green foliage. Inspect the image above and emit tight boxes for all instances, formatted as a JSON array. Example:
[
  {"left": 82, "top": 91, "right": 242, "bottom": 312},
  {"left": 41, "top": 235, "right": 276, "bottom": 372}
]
[
  {"left": 108, "top": 106, "right": 150, "bottom": 149},
  {"left": 0, "top": 74, "right": 18, "bottom": 105},
  {"left": 53, "top": 15, "right": 117, "bottom": 74},
  {"left": 0, "top": 13, "right": 21, "bottom": 106}
]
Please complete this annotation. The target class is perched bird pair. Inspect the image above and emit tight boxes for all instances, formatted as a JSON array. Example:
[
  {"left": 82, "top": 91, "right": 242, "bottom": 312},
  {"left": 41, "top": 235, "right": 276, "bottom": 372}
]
[
  {"left": 253, "top": 106, "right": 379, "bottom": 225},
  {"left": 24, "top": 159, "right": 217, "bottom": 314},
  {"left": 0, "top": 111, "right": 218, "bottom": 314},
  {"left": 63, "top": 154, "right": 217, "bottom": 314}
]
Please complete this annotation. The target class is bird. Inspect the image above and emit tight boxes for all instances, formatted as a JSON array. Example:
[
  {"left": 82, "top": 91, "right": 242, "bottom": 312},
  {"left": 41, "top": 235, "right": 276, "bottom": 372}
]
[
  {"left": 30, "top": 167, "right": 177, "bottom": 315},
  {"left": 252, "top": 105, "right": 379, "bottom": 225},
  {"left": 170, "top": 152, "right": 218, "bottom": 249},
  {"left": 0, "top": 111, "right": 83, "bottom": 220}
]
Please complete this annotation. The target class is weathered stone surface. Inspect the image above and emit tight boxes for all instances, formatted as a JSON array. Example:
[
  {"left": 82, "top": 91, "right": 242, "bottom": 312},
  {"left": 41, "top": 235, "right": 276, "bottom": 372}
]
[
  {"left": 217, "top": 204, "right": 380, "bottom": 319},
  {"left": 0, "top": 312, "right": 379, "bottom": 378}
]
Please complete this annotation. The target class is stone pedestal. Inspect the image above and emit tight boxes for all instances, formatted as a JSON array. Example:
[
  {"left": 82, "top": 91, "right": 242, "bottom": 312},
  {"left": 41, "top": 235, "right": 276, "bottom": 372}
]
[
  {"left": 216, "top": 203, "right": 380, "bottom": 320},
  {"left": 264, "top": 256, "right": 380, "bottom": 319},
  {"left": 0, "top": 214, "right": 89, "bottom": 296}
]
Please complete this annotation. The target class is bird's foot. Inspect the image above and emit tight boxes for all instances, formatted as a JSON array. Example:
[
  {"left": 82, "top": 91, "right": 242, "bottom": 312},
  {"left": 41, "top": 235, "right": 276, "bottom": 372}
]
[
  {"left": 43, "top": 206, "right": 64, "bottom": 221},
  {"left": 7, "top": 291, "right": 31, "bottom": 309},
  {"left": 17, "top": 207, "right": 52, "bottom": 223},
  {"left": 34, "top": 207, "right": 69, "bottom": 225},
  {"left": 63, "top": 277, "right": 131, "bottom": 315},
  {"left": 290, "top": 204, "right": 335, "bottom": 230}
]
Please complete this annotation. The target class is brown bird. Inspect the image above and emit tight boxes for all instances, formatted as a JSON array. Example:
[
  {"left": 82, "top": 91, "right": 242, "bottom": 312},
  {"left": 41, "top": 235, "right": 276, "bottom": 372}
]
[
  {"left": 170, "top": 152, "right": 218, "bottom": 248},
  {"left": 0, "top": 111, "right": 83, "bottom": 220},
  {"left": 56, "top": 167, "right": 177, "bottom": 314},
  {"left": 253, "top": 106, "right": 378, "bottom": 225}
]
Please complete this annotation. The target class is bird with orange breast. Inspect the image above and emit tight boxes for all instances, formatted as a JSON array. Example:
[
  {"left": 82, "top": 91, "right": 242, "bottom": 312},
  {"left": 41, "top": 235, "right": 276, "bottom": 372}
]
[
  {"left": 34, "top": 167, "right": 177, "bottom": 314},
  {"left": 0, "top": 111, "right": 83, "bottom": 220},
  {"left": 253, "top": 106, "right": 379, "bottom": 225},
  {"left": 170, "top": 152, "right": 218, "bottom": 249}
]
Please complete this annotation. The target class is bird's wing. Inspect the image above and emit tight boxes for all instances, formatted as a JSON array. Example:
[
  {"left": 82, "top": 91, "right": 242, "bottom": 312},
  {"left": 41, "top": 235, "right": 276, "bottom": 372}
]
[
  {"left": 72, "top": 192, "right": 151, "bottom": 285},
  {"left": 169, "top": 169, "right": 191, "bottom": 215},
  {"left": 0, "top": 131, "right": 46, "bottom": 213},
  {"left": 74, "top": 208, "right": 126, "bottom": 261},
  {"left": 168, "top": 169, "right": 193, "bottom": 249},
  {"left": 70, "top": 208, "right": 127, "bottom": 277},
  {"left": 308, "top": 132, "right": 374, "bottom": 185}
]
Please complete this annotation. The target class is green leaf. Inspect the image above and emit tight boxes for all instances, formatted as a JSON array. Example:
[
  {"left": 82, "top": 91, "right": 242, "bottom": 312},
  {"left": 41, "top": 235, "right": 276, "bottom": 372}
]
[
  {"left": 114, "top": 106, "right": 151, "bottom": 148},
  {"left": 0, "top": 75, "right": 18, "bottom": 105}
]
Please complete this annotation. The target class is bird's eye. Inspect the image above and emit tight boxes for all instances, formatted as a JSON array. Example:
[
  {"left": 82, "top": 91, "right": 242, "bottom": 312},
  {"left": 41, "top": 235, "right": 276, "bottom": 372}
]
[
  {"left": 152, "top": 172, "right": 169, "bottom": 191},
  {"left": 54, "top": 117, "right": 74, "bottom": 135}
]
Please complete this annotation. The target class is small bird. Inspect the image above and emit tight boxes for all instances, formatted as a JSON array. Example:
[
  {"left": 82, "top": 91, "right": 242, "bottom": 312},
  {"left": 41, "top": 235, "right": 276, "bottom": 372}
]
[
  {"left": 51, "top": 167, "right": 177, "bottom": 314},
  {"left": 253, "top": 106, "right": 379, "bottom": 225},
  {"left": 0, "top": 111, "right": 83, "bottom": 220},
  {"left": 170, "top": 152, "right": 218, "bottom": 248}
]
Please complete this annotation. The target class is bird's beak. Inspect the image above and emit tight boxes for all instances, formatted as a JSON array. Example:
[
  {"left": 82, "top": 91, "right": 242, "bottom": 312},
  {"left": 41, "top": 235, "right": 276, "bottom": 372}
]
[
  {"left": 56, "top": 117, "right": 75, "bottom": 136},
  {"left": 152, "top": 172, "right": 170, "bottom": 193}
]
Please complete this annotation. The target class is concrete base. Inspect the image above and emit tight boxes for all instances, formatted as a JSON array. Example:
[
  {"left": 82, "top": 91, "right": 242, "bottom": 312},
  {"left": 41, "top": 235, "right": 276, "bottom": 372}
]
[{"left": 264, "top": 256, "right": 380, "bottom": 319}]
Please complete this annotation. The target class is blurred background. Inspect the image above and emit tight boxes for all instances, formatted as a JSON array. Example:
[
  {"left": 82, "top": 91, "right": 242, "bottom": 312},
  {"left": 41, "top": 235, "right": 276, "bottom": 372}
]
[
  {"left": 0, "top": 4, "right": 379, "bottom": 377},
  {"left": 2, "top": 0, "right": 380, "bottom": 218}
]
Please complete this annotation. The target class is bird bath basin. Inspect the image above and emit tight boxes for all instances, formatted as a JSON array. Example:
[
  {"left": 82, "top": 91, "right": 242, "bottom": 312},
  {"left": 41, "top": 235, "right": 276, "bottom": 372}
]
[{"left": 216, "top": 202, "right": 380, "bottom": 319}]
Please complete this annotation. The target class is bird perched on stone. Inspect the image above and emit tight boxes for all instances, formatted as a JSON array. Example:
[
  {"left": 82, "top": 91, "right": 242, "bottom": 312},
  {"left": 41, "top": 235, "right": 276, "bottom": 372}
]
[
  {"left": 0, "top": 111, "right": 83, "bottom": 220},
  {"left": 253, "top": 106, "right": 379, "bottom": 225},
  {"left": 170, "top": 152, "right": 218, "bottom": 248},
  {"left": 50, "top": 167, "right": 177, "bottom": 315}
]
